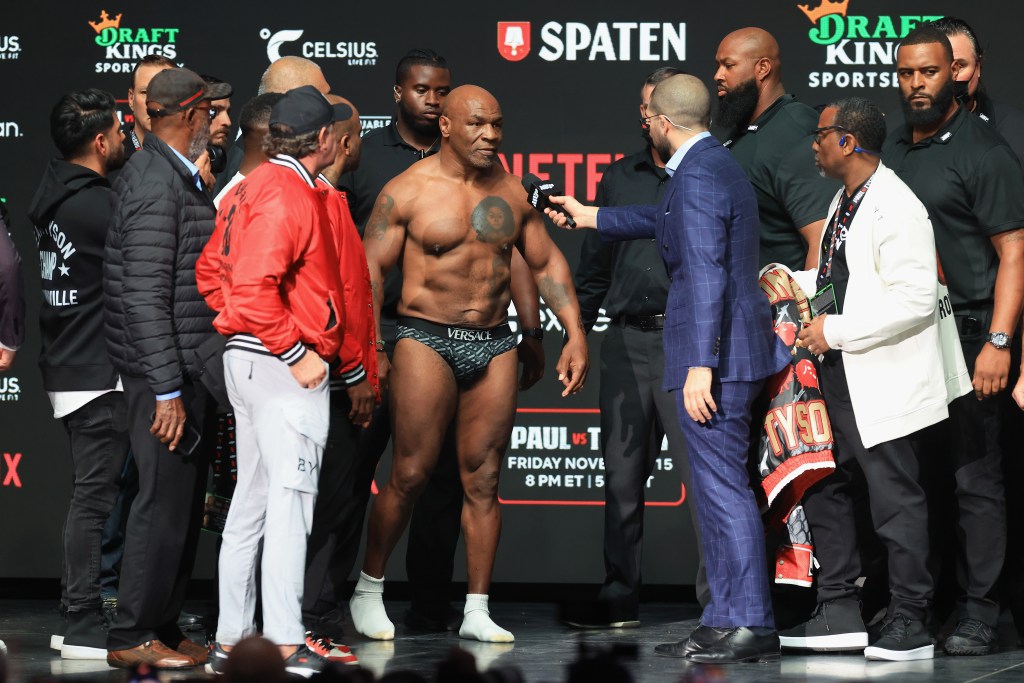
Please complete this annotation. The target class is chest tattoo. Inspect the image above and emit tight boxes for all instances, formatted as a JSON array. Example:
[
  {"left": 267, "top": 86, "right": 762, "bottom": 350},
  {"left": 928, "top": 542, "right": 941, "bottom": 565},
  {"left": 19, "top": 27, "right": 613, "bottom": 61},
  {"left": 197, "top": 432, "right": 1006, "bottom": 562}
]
[{"left": 471, "top": 196, "right": 515, "bottom": 244}]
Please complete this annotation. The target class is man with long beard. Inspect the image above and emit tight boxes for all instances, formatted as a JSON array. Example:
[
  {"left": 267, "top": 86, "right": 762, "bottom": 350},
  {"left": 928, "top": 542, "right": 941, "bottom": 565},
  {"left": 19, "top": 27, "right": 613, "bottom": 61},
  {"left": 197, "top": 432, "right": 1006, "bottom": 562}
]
[
  {"left": 882, "top": 24, "right": 1024, "bottom": 657},
  {"left": 713, "top": 28, "right": 838, "bottom": 270}
]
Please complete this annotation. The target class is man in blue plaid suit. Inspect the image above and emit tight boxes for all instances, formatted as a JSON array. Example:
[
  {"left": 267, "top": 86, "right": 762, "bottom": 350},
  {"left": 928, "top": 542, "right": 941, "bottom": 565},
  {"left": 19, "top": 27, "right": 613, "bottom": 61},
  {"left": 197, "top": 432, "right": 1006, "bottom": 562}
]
[{"left": 547, "top": 74, "right": 790, "bottom": 664}]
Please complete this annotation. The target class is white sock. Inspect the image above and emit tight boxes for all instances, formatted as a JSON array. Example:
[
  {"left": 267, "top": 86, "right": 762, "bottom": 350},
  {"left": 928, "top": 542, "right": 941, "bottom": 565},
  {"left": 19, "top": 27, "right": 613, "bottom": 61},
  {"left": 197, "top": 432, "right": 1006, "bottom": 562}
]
[
  {"left": 459, "top": 594, "right": 514, "bottom": 643},
  {"left": 349, "top": 572, "right": 394, "bottom": 640}
]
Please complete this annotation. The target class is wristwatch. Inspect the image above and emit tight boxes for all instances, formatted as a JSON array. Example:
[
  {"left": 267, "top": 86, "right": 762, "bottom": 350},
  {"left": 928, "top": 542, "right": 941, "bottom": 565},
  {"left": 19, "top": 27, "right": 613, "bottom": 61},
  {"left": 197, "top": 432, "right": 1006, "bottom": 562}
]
[
  {"left": 520, "top": 327, "right": 544, "bottom": 342},
  {"left": 987, "top": 331, "right": 1011, "bottom": 349},
  {"left": 375, "top": 340, "right": 386, "bottom": 352}
]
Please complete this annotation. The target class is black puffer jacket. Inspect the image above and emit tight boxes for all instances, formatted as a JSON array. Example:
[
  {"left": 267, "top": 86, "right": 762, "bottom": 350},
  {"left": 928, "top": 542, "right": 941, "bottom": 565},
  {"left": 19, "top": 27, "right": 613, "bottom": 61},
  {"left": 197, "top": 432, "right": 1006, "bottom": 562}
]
[{"left": 104, "top": 133, "right": 216, "bottom": 395}]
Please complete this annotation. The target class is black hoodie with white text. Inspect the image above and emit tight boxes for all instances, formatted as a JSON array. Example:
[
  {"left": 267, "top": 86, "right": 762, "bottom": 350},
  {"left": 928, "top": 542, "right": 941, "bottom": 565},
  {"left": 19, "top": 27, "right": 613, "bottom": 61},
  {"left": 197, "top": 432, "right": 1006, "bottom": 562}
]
[{"left": 27, "top": 159, "right": 119, "bottom": 392}]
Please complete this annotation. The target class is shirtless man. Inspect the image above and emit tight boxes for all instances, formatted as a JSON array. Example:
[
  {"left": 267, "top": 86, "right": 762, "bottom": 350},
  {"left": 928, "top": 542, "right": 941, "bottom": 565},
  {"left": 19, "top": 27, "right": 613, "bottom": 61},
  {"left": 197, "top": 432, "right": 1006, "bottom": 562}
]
[{"left": 350, "top": 85, "right": 589, "bottom": 643}]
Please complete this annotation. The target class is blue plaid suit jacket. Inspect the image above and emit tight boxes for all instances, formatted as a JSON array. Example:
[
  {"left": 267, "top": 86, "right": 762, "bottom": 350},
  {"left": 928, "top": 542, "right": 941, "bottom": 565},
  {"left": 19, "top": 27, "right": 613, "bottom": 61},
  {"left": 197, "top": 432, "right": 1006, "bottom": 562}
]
[{"left": 596, "top": 136, "right": 790, "bottom": 391}]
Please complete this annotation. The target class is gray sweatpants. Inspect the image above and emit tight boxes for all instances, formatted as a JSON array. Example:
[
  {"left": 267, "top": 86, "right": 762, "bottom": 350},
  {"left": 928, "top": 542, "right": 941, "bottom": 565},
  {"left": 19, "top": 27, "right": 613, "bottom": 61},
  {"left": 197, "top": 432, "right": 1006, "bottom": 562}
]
[{"left": 217, "top": 348, "right": 329, "bottom": 645}]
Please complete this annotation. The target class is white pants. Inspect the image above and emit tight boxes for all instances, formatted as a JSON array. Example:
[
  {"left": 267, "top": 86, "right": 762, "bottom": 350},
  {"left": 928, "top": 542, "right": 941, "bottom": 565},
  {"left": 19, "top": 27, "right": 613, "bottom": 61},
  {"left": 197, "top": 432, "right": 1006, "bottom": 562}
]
[{"left": 217, "top": 349, "right": 329, "bottom": 645}]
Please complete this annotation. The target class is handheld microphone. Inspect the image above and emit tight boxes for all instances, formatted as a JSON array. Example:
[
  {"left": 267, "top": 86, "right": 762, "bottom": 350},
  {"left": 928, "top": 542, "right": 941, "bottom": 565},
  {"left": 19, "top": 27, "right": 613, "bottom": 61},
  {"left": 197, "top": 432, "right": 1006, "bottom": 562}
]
[{"left": 522, "top": 173, "right": 576, "bottom": 228}]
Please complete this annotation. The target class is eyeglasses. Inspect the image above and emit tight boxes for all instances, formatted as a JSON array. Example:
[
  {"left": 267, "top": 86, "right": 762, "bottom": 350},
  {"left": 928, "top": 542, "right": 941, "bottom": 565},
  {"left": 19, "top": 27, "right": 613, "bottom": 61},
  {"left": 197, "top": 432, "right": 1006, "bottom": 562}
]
[
  {"left": 639, "top": 112, "right": 697, "bottom": 133},
  {"left": 812, "top": 125, "right": 850, "bottom": 145}
]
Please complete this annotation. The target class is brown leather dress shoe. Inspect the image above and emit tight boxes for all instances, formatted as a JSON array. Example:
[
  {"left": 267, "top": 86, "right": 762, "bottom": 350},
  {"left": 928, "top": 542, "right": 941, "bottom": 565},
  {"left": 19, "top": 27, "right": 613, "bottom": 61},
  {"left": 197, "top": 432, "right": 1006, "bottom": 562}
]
[
  {"left": 173, "top": 637, "right": 209, "bottom": 664},
  {"left": 107, "top": 640, "right": 197, "bottom": 669}
]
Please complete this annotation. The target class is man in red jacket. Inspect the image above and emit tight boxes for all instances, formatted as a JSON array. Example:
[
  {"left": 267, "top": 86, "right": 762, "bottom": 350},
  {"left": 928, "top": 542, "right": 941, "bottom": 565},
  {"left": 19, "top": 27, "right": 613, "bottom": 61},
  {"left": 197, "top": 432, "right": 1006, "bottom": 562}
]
[{"left": 197, "top": 85, "right": 359, "bottom": 678}]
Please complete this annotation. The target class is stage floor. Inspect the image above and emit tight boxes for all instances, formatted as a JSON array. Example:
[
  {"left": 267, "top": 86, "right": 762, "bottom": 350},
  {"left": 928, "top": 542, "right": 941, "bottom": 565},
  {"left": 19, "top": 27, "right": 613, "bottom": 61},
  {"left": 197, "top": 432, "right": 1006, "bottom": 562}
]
[{"left": 1, "top": 599, "right": 1022, "bottom": 682}]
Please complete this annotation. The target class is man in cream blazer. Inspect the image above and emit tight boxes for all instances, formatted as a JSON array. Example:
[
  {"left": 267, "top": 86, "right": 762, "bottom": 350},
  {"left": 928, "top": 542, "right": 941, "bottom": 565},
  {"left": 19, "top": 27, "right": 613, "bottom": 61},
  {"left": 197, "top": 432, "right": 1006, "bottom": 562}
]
[{"left": 778, "top": 97, "right": 971, "bottom": 662}]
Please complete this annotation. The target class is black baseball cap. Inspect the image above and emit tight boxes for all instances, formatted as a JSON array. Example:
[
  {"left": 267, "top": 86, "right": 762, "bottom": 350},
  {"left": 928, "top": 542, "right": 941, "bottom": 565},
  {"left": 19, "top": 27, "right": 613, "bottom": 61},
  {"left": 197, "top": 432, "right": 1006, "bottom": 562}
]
[
  {"left": 270, "top": 85, "right": 353, "bottom": 136},
  {"left": 147, "top": 68, "right": 233, "bottom": 117}
]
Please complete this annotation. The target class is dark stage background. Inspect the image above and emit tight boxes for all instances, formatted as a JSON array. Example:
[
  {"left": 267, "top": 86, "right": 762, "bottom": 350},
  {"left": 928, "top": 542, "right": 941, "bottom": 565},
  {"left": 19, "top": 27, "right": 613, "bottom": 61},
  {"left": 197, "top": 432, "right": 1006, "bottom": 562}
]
[{"left": 1, "top": 1, "right": 1020, "bottom": 584}]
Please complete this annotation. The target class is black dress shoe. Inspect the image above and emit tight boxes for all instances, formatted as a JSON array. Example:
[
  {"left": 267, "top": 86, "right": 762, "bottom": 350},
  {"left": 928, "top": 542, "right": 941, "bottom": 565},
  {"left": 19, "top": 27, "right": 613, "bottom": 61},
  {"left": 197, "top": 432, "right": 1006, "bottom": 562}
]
[
  {"left": 562, "top": 601, "right": 639, "bottom": 630},
  {"left": 685, "top": 627, "right": 781, "bottom": 664},
  {"left": 654, "top": 625, "right": 731, "bottom": 657},
  {"left": 177, "top": 611, "right": 204, "bottom": 632}
]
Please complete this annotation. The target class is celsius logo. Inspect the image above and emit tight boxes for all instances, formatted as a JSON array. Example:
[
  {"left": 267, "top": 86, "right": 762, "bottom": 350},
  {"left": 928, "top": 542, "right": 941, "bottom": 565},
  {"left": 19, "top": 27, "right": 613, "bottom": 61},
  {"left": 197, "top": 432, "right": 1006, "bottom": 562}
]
[
  {"left": 262, "top": 28, "right": 304, "bottom": 62},
  {"left": 88, "top": 10, "right": 181, "bottom": 73},
  {"left": 0, "top": 35, "right": 20, "bottom": 60},
  {"left": 499, "top": 21, "right": 686, "bottom": 62},
  {"left": 0, "top": 376, "right": 20, "bottom": 401},
  {"left": 797, "top": 0, "right": 941, "bottom": 88},
  {"left": 0, "top": 122, "right": 22, "bottom": 138},
  {"left": 260, "top": 28, "right": 377, "bottom": 65}
]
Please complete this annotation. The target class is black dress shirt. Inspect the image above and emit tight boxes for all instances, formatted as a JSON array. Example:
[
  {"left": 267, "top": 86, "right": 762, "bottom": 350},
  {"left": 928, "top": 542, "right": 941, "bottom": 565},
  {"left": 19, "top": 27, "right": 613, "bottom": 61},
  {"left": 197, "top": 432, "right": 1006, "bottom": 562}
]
[
  {"left": 719, "top": 94, "right": 840, "bottom": 270},
  {"left": 338, "top": 120, "right": 439, "bottom": 230},
  {"left": 575, "top": 148, "right": 671, "bottom": 331},
  {"left": 882, "top": 105, "right": 1024, "bottom": 311}
]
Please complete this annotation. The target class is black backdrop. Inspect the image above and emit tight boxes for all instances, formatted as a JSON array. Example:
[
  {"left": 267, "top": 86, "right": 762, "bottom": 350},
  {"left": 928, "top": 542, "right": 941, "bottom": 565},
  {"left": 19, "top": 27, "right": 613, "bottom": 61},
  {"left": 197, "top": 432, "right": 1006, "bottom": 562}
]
[{"left": 2, "top": 0, "right": 1020, "bottom": 583}]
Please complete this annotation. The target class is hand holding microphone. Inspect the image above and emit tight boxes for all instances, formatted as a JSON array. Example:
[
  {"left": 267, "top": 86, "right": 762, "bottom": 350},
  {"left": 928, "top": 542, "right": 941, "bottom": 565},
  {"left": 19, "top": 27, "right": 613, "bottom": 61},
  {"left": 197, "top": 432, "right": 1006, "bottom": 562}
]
[{"left": 521, "top": 173, "right": 598, "bottom": 230}]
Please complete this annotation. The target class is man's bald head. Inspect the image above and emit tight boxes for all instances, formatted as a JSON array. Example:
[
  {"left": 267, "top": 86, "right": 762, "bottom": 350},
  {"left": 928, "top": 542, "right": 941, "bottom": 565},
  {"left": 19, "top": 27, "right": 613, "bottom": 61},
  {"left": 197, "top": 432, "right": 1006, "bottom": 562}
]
[
  {"left": 440, "top": 85, "right": 503, "bottom": 169},
  {"left": 327, "top": 93, "right": 360, "bottom": 137},
  {"left": 714, "top": 27, "right": 785, "bottom": 129},
  {"left": 650, "top": 74, "right": 711, "bottom": 130},
  {"left": 441, "top": 85, "right": 499, "bottom": 119},
  {"left": 323, "top": 94, "right": 362, "bottom": 180},
  {"left": 259, "top": 56, "right": 330, "bottom": 95},
  {"left": 720, "top": 27, "right": 780, "bottom": 61},
  {"left": 716, "top": 27, "right": 783, "bottom": 86}
]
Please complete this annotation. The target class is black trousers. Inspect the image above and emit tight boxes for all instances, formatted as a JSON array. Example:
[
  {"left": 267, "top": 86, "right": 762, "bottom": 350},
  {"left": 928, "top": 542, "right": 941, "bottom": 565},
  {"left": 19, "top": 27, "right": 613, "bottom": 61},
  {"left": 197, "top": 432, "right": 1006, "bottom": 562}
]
[
  {"left": 106, "top": 376, "right": 209, "bottom": 650},
  {"left": 1000, "top": 358, "right": 1024, "bottom": 633},
  {"left": 98, "top": 451, "right": 138, "bottom": 600},
  {"left": 925, "top": 330, "right": 1007, "bottom": 627},
  {"left": 302, "top": 381, "right": 463, "bottom": 628},
  {"left": 597, "top": 323, "right": 707, "bottom": 614},
  {"left": 803, "top": 355, "right": 932, "bottom": 621},
  {"left": 61, "top": 391, "right": 131, "bottom": 612}
]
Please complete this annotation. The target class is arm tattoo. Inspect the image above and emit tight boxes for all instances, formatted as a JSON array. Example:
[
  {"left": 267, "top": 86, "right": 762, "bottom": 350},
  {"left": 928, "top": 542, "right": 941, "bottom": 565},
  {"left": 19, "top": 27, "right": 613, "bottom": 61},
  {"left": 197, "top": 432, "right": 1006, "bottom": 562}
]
[
  {"left": 538, "top": 274, "right": 571, "bottom": 313},
  {"left": 471, "top": 196, "right": 516, "bottom": 244},
  {"left": 370, "top": 280, "right": 382, "bottom": 306},
  {"left": 366, "top": 194, "right": 395, "bottom": 241}
]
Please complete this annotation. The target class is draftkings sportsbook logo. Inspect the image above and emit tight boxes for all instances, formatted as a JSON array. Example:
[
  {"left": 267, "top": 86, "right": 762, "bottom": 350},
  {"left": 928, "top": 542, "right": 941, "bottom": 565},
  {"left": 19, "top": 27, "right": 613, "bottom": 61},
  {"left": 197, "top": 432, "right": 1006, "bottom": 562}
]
[
  {"left": 797, "top": 0, "right": 941, "bottom": 88},
  {"left": 260, "top": 28, "right": 377, "bottom": 65},
  {"left": 88, "top": 10, "right": 181, "bottom": 73},
  {"left": 497, "top": 20, "right": 686, "bottom": 62}
]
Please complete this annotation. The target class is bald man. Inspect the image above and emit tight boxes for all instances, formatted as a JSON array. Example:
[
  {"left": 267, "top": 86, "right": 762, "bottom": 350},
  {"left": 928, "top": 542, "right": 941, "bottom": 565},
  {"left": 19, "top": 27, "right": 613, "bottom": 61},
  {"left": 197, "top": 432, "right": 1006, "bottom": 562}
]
[
  {"left": 713, "top": 28, "right": 838, "bottom": 270},
  {"left": 213, "top": 57, "right": 331, "bottom": 196},
  {"left": 259, "top": 56, "right": 330, "bottom": 95},
  {"left": 350, "top": 85, "right": 589, "bottom": 643},
  {"left": 547, "top": 74, "right": 789, "bottom": 664}
]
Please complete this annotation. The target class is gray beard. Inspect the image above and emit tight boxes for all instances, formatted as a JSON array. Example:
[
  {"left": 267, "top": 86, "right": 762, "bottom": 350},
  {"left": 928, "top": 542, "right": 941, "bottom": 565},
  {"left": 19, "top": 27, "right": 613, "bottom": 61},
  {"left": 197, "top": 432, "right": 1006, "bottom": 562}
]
[{"left": 187, "top": 124, "right": 210, "bottom": 162}]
